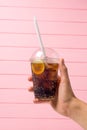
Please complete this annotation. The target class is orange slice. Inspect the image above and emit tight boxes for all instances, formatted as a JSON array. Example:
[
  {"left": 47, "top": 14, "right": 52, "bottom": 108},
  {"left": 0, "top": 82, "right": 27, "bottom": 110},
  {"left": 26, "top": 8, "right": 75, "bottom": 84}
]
[{"left": 31, "top": 60, "right": 45, "bottom": 75}]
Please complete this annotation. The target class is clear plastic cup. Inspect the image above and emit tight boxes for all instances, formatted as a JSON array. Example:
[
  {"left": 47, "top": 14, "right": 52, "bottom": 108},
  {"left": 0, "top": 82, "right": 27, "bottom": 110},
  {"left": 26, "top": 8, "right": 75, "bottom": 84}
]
[{"left": 30, "top": 47, "right": 59, "bottom": 100}]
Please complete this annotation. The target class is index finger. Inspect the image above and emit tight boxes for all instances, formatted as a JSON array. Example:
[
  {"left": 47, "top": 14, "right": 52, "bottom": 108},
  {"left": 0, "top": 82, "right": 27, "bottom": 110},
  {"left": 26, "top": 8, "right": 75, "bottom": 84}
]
[{"left": 28, "top": 76, "right": 33, "bottom": 81}]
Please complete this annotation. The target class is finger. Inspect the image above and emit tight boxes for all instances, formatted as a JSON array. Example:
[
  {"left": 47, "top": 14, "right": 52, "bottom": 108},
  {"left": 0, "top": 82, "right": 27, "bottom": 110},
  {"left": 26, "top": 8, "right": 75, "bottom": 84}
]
[
  {"left": 59, "top": 58, "right": 69, "bottom": 80},
  {"left": 28, "top": 76, "right": 33, "bottom": 81},
  {"left": 33, "top": 98, "right": 50, "bottom": 104},
  {"left": 28, "top": 86, "right": 34, "bottom": 92}
]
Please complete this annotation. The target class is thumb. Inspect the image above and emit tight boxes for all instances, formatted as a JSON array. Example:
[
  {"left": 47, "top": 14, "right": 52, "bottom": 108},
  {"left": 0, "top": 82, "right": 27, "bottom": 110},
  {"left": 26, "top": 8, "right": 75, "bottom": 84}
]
[{"left": 59, "top": 59, "right": 69, "bottom": 80}]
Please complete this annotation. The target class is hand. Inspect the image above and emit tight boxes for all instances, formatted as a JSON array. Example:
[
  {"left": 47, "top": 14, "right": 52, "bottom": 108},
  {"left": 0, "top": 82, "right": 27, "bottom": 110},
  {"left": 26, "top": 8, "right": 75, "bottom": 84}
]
[
  {"left": 50, "top": 58, "right": 75, "bottom": 116},
  {"left": 28, "top": 58, "right": 75, "bottom": 116},
  {"left": 28, "top": 59, "right": 87, "bottom": 129}
]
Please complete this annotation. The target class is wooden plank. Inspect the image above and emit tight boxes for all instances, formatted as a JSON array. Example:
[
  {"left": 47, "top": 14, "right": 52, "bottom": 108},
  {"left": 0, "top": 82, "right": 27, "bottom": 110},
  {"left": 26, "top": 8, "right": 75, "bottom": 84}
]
[
  {"left": 0, "top": 75, "right": 86, "bottom": 90},
  {"left": 0, "top": 47, "right": 87, "bottom": 62},
  {"left": 0, "top": 7, "right": 87, "bottom": 21},
  {"left": 0, "top": 21, "right": 87, "bottom": 35},
  {"left": 0, "top": 89, "right": 87, "bottom": 103},
  {"left": 0, "top": 118, "right": 82, "bottom": 130},
  {"left": 0, "top": 35, "right": 87, "bottom": 49},
  {"left": 0, "top": 0, "right": 87, "bottom": 9}
]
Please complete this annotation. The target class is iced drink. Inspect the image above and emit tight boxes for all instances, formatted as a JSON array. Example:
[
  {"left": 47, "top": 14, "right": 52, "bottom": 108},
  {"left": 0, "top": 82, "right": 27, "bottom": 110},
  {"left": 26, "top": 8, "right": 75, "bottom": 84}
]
[{"left": 30, "top": 48, "right": 59, "bottom": 100}]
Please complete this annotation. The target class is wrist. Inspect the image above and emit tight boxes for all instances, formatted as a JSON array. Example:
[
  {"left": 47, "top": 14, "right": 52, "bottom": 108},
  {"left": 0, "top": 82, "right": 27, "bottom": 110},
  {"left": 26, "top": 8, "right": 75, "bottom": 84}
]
[
  {"left": 67, "top": 97, "right": 87, "bottom": 129},
  {"left": 68, "top": 97, "right": 82, "bottom": 119}
]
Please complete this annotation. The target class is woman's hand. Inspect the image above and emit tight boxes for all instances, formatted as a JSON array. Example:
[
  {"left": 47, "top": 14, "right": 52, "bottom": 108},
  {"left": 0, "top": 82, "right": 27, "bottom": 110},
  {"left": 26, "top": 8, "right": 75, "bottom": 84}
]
[{"left": 28, "top": 59, "right": 75, "bottom": 116}]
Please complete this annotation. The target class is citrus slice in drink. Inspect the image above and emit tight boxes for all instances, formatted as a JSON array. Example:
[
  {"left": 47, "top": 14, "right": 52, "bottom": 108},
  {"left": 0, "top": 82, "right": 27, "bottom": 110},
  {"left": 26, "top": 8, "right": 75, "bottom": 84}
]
[{"left": 31, "top": 60, "right": 45, "bottom": 75}]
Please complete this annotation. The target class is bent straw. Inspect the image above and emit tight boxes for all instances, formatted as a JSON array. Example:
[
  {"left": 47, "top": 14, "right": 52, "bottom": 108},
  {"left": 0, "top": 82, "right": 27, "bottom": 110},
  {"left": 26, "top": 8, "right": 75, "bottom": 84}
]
[{"left": 34, "top": 16, "right": 46, "bottom": 58}]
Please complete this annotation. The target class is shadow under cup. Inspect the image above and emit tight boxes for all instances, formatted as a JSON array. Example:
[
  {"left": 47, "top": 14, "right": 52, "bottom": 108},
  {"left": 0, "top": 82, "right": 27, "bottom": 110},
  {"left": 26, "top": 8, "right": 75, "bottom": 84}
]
[{"left": 30, "top": 48, "right": 59, "bottom": 100}]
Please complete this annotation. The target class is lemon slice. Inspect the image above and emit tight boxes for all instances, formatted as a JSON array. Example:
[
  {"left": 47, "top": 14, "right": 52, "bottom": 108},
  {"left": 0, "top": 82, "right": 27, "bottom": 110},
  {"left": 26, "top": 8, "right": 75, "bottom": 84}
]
[{"left": 31, "top": 60, "right": 45, "bottom": 75}]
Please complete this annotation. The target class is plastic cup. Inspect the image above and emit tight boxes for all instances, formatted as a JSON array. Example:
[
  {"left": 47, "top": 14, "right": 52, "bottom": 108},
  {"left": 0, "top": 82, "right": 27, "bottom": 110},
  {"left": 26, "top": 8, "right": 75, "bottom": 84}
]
[{"left": 30, "top": 47, "right": 59, "bottom": 100}]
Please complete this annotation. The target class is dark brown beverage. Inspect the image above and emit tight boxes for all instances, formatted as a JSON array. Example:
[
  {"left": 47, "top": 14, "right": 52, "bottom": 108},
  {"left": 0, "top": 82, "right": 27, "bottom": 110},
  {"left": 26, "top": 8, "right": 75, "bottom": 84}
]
[{"left": 31, "top": 59, "right": 59, "bottom": 100}]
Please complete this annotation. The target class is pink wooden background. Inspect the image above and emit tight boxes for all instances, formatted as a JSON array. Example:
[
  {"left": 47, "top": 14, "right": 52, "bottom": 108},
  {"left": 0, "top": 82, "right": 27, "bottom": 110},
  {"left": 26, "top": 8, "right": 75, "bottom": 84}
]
[{"left": 0, "top": 0, "right": 87, "bottom": 129}]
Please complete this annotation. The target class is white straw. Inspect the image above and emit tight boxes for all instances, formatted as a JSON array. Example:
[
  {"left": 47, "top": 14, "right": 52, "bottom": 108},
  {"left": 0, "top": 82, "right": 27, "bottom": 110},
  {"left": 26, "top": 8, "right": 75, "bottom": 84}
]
[{"left": 34, "top": 16, "right": 46, "bottom": 58}]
